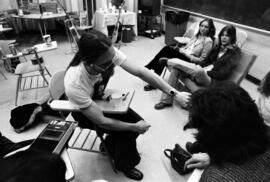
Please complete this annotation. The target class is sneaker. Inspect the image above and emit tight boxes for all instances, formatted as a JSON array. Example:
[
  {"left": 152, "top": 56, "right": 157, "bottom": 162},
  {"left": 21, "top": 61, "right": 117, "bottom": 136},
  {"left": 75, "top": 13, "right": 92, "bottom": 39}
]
[
  {"left": 123, "top": 168, "right": 143, "bottom": 181},
  {"left": 158, "top": 57, "right": 168, "bottom": 66},
  {"left": 154, "top": 102, "right": 173, "bottom": 110},
  {"left": 144, "top": 84, "right": 156, "bottom": 91}
]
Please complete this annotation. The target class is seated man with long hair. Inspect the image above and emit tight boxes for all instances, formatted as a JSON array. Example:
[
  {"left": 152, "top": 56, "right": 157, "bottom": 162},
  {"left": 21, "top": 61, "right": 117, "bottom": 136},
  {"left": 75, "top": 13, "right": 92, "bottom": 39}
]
[
  {"left": 64, "top": 30, "right": 190, "bottom": 180},
  {"left": 183, "top": 82, "right": 270, "bottom": 181}
]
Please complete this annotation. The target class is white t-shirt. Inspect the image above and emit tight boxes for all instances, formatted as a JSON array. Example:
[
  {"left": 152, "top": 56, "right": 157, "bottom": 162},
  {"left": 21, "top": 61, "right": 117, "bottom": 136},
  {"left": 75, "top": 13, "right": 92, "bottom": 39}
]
[{"left": 64, "top": 47, "right": 127, "bottom": 109}]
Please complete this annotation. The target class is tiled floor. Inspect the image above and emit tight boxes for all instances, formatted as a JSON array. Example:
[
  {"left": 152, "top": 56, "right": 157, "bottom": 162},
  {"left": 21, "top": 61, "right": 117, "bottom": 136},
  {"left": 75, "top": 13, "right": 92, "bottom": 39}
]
[{"left": 0, "top": 32, "right": 259, "bottom": 182}]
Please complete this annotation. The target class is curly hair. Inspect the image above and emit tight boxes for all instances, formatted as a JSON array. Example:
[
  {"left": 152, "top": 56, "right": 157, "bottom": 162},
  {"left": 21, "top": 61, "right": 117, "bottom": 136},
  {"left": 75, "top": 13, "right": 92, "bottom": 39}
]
[
  {"left": 195, "top": 18, "right": 216, "bottom": 41},
  {"left": 258, "top": 71, "right": 270, "bottom": 97},
  {"left": 184, "top": 81, "right": 269, "bottom": 165}
]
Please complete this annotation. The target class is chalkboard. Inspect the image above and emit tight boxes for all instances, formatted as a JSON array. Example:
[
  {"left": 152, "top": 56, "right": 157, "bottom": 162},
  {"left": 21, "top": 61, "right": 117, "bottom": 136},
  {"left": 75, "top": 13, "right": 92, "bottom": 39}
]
[{"left": 164, "top": 0, "right": 270, "bottom": 32}]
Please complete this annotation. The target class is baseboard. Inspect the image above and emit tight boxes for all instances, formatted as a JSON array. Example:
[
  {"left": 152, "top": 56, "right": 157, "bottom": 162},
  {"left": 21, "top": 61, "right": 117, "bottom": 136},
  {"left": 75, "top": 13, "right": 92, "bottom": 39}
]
[{"left": 246, "top": 74, "right": 261, "bottom": 85}]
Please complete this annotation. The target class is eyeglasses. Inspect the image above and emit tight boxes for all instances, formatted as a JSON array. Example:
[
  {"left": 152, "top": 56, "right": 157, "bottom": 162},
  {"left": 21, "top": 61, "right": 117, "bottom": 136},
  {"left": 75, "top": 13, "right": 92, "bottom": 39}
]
[{"left": 91, "top": 60, "right": 115, "bottom": 73}]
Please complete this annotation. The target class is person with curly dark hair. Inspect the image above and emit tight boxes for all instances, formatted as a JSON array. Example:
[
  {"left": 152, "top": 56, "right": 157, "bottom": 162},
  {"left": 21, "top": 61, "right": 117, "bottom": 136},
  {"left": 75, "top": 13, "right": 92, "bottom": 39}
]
[
  {"left": 183, "top": 82, "right": 270, "bottom": 181},
  {"left": 0, "top": 149, "right": 66, "bottom": 182},
  {"left": 257, "top": 71, "right": 270, "bottom": 129},
  {"left": 144, "top": 18, "right": 216, "bottom": 91}
]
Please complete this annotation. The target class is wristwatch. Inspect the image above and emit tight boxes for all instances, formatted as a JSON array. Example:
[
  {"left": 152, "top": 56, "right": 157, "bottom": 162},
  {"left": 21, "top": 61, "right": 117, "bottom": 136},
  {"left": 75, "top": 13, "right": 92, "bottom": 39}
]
[{"left": 169, "top": 89, "right": 176, "bottom": 97}]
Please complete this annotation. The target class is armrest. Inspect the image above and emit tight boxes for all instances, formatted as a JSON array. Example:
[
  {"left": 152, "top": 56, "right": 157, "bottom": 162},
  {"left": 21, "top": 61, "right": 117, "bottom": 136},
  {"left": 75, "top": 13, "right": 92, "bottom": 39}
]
[
  {"left": 187, "top": 169, "right": 204, "bottom": 182},
  {"left": 49, "top": 100, "right": 80, "bottom": 112},
  {"left": 174, "top": 37, "right": 190, "bottom": 44}
]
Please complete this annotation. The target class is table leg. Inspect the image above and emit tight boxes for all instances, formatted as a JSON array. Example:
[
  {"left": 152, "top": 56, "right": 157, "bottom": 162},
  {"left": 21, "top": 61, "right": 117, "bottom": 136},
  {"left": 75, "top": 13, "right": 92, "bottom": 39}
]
[{"left": 38, "top": 20, "right": 44, "bottom": 38}]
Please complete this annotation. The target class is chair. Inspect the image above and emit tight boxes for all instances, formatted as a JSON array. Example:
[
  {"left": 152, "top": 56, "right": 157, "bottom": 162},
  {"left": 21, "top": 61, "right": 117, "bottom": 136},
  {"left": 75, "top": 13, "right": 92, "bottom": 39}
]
[
  {"left": 180, "top": 49, "right": 257, "bottom": 92},
  {"left": 14, "top": 47, "right": 51, "bottom": 105},
  {"left": 64, "top": 19, "right": 81, "bottom": 53},
  {"left": 0, "top": 49, "right": 7, "bottom": 79},
  {"left": 65, "top": 18, "right": 92, "bottom": 53},
  {"left": 236, "top": 29, "right": 248, "bottom": 48},
  {"left": 48, "top": 71, "right": 117, "bottom": 173},
  {"left": 162, "top": 22, "right": 199, "bottom": 78}
]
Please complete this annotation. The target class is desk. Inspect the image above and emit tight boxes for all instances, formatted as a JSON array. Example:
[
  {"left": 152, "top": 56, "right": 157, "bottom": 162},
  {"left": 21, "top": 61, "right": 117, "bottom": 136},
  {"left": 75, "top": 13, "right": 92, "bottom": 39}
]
[
  {"left": 33, "top": 41, "right": 58, "bottom": 53},
  {"left": 95, "top": 89, "right": 135, "bottom": 114},
  {"left": 0, "top": 27, "right": 13, "bottom": 33},
  {"left": 50, "top": 89, "right": 135, "bottom": 114},
  {"left": 11, "top": 13, "right": 66, "bottom": 38},
  {"left": 93, "top": 11, "right": 137, "bottom": 37},
  {"left": 3, "top": 41, "right": 57, "bottom": 72}
]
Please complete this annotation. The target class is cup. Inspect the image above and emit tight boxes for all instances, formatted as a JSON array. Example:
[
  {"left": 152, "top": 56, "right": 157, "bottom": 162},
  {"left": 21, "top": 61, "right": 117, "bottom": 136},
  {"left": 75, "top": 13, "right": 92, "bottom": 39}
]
[
  {"left": 57, "top": 7, "right": 61, "bottom": 14},
  {"left": 43, "top": 34, "right": 52, "bottom": 46},
  {"left": 18, "top": 9, "right": 24, "bottom": 16},
  {"left": 110, "top": 93, "right": 123, "bottom": 105}
]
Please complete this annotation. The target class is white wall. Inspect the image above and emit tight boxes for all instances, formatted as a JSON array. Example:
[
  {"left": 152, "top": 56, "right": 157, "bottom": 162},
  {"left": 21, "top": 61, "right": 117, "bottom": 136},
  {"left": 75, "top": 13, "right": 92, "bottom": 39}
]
[
  {"left": 95, "top": 0, "right": 137, "bottom": 12},
  {"left": 0, "top": 0, "right": 18, "bottom": 11}
]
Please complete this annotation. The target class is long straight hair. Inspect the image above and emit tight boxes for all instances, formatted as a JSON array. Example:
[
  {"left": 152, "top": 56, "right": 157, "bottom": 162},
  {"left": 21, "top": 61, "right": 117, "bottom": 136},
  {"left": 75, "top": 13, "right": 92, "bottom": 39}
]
[
  {"left": 68, "top": 30, "right": 112, "bottom": 68},
  {"left": 195, "top": 18, "right": 216, "bottom": 41}
]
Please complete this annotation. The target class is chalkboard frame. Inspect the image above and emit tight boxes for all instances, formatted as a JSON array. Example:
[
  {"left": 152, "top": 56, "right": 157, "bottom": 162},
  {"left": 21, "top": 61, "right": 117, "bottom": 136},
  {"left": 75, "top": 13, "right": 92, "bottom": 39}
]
[{"left": 163, "top": 0, "right": 270, "bottom": 34}]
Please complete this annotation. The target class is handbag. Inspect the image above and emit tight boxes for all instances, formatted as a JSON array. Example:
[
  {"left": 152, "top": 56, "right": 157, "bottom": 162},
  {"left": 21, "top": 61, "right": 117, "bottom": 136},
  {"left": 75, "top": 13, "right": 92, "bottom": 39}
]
[{"left": 164, "top": 143, "right": 193, "bottom": 175}]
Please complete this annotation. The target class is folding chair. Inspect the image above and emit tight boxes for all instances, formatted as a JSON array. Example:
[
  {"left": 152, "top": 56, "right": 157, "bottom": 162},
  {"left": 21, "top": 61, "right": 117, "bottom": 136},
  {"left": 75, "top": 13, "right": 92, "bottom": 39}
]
[
  {"left": 0, "top": 49, "right": 7, "bottom": 79},
  {"left": 14, "top": 47, "right": 51, "bottom": 105},
  {"left": 48, "top": 71, "right": 117, "bottom": 173}
]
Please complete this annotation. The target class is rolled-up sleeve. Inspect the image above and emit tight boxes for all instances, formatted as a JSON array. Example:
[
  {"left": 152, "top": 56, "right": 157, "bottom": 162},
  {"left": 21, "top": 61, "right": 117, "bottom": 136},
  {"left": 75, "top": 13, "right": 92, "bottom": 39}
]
[
  {"left": 112, "top": 47, "right": 127, "bottom": 66},
  {"left": 65, "top": 85, "right": 93, "bottom": 109}
]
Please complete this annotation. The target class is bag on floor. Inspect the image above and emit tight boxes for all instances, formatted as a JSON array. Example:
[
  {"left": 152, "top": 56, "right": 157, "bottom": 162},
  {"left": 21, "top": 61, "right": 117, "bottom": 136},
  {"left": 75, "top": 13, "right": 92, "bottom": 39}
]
[
  {"left": 9, "top": 100, "right": 65, "bottom": 133},
  {"left": 164, "top": 143, "right": 193, "bottom": 175}
]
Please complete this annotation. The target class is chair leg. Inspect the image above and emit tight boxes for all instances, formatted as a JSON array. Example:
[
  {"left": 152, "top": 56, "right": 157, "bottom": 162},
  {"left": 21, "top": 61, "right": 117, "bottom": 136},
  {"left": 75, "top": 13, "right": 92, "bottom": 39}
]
[
  {"left": 45, "top": 67, "right": 52, "bottom": 77},
  {"left": 15, "top": 75, "right": 21, "bottom": 106},
  {"left": 40, "top": 70, "right": 49, "bottom": 85}
]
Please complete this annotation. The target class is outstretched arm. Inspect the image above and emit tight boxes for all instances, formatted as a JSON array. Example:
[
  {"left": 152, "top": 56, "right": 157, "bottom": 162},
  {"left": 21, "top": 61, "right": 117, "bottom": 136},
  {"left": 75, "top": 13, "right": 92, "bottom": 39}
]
[{"left": 119, "top": 60, "right": 191, "bottom": 107}]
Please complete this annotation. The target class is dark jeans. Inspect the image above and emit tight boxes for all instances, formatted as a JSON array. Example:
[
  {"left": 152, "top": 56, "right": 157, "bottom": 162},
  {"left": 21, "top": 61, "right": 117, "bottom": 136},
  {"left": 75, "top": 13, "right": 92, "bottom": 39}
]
[
  {"left": 71, "top": 108, "right": 142, "bottom": 171},
  {"left": 145, "top": 46, "right": 190, "bottom": 75},
  {"left": 0, "top": 132, "right": 33, "bottom": 158}
]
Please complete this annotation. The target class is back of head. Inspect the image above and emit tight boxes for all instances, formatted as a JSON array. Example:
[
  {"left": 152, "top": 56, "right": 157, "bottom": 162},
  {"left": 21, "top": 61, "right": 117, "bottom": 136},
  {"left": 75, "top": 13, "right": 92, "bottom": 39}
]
[
  {"left": 0, "top": 150, "right": 66, "bottom": 182},
  {"left": 186, "top": 82, "right": 269, "bottom": 165},
  {"left": 68, "top": 30, "right": 112, "bottom": 67}
]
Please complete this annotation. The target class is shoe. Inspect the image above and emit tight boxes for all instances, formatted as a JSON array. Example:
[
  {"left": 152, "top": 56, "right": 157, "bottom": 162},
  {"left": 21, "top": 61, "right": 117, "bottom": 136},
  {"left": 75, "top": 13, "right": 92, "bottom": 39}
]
[
  {"left": 154, "top": 102, "right": 172, "bottom": 110},
  {"left": 185, "top": 141, "right": 201, "bottom": 154},
  {"left": 144, "top": 84, "right": 156, "bottom": 91},
  {"left": 123, "top": 168, "right": 143, "bottom": 181},
  {"left": 159, "top": 57, "right": 168, "bottom": 66}
]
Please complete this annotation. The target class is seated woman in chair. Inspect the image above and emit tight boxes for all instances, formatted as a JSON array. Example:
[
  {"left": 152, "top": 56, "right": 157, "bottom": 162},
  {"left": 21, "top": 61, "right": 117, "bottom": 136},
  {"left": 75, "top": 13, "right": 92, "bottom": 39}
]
[
  {"left": 64, "top": 30, "right": 190, "bottom": 180},
  {"left": 144, "top": 18, "right": 216, "bottom": 91},
  {"left": 183, "top": 82, "right": 270, "bottom": 181},
  {"left": 155, "top": 25, "right": 241, "bottom": 110}
]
